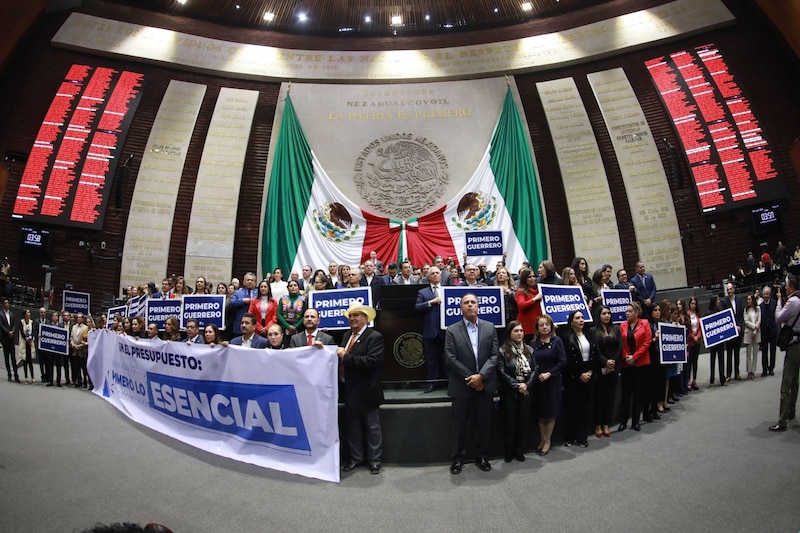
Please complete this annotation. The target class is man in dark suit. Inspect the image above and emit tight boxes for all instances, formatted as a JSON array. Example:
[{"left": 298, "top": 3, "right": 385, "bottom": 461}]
[
  {"left": 445, "top": 292, "right": 499, "bottom": 474},
  {"left": 230, "top": 313, "right": 268, "bottom": 348},
  {"left": 359, "top": 260, "right": 384, "bottom": 308},
  {"left": 1, "top": 298, "right": 19, "bottom": 382},
  {"left": 630, "top": 261, "right": 656, "bottom": 317},
  {"left": 760, "top": 286, "right": 778, "bottom": 376},
  {"left": 289, "top": 308, "right": 335, "bottom": 348},
  {"left": 34, "top": 307, "right": 47, "bottom": 382},
  {"left": 184, "top": 319, "right": 204, "bottom": 344},
  {"left": 721, "top": 282, "right": 745, "bottom": 380},
  {"left": 415, "top": 266, "right": 447, "bottom": 393},
  {"left": 337, "top": 302, "right": 384, "bottom": 474}
]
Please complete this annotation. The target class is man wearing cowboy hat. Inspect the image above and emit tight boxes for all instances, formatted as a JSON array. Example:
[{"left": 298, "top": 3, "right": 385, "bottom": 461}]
[{"left": 337, "top": 301, "right": 385, "bottom": 474}]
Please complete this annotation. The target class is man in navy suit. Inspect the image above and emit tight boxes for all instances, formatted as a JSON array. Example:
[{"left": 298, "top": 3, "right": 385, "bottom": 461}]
[
  {"left": 337, "top": 302, "right": 384, "bottom": 474},
  {"left": 230, "top": 313, "right": 268, "bottom": 348},
  {"left": 415, "top": 266, "right": 447, "bottom": 393},
  {"left": 760, "top": 286, "right": 778, "bottom": 376},
  {"left": 630, "top": 261, "right": 657, "bottom": 317},
  {"left": 721, "top": 282, "right": 745, "bottom": 380},
  {"left": 445, "top": 292, "right": 499, "bottom": 474}
]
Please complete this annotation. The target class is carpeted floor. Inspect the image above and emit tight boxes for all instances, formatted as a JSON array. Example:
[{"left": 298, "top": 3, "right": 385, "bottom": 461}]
[{"left": 1, "top": 351, "right": 799, "bottom": 533}]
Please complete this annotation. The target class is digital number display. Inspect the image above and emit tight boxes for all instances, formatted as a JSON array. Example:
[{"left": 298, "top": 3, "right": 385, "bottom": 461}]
[
  {"left": 18, "top": 226, "right": 53, "bottom": 256},
  {"left": 645, "top": 44, "right": 785, "bottom": 214},
  {"left": 11, "top": 65, "right": 145, "bottom": 229}
]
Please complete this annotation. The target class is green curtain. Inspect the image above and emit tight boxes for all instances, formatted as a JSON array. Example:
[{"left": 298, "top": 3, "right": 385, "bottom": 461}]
[{"left": 489, "top": 88, "right": 549, "bottom": 265}]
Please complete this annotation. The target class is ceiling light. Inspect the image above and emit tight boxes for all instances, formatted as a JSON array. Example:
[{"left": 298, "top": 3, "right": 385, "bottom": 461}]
[
  {"left": 391, "top": 15, "right": 402, "bottom": 26},
  {"left": 263, "top": 12, "right": 275, "bottom": 21},
  {"left": 298, "top": 13, "right": 307, "bottom": 22},
  {"left": 425, "top": 14, "right": 430, "bottom": 21},
  {"left": 364, "top": 15, "right": 372, "bottom": 23},
  {"left": 521, "top": 2, "right": 533, "bottom": 11},
  {"left": 176, "top": 0, "right": 187, "bottom": 5}
]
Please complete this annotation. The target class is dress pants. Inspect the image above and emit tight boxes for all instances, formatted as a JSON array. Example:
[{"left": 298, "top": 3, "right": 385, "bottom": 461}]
[
  {"left": 761, "top": 335, "right": 777, "bottom": 374},
  {"left": 345, "top": 404, "right": 382, "bottom": 465},
  {"left": 709, "top": 345, "right": 725, "bottom": 383},
  {"left": 725, "top": 335, "right": 742, "bottom": 378},
  {"left": 620, "top": 366, "right": 645, "bottom": 425},
  {"left": 745, "top": 342, "right": 758, "bottom": 374},
  {"left": 451, "top": 393, "right": 493, "bottom": 460},
  {"left": 423, "top": 336, "right": 448, "bottom": 384},
  {"left": 48, "top": 354, "right": 63, "bottom": 384},
  {"left": 63, "top": 350, "right": 71, "bottom": 384},
  {"left": 499, "top": 389, "right": 530, "bottom": 456},
  {"left": 21, "top": 342, "right": 34, "bottom": 380},
  {"left": 2, "top": 341, "right": 17, "bottom": 380},
  {"left": 778, "top": 342, "right": 800, "bottom": 426}
]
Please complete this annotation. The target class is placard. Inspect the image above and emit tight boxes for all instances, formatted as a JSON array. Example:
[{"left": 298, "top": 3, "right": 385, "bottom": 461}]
[
  {"left": 659, "top": 322, "right": 687, "bottom": 364},
  {"left": 146, "top": 299, "right": 183, "bottom": 331},
  {"left": 439, "top": 286, "right": 505, "bottom": 329},
  {"left": 539, "top": 284, "right": 592, "bottom": 326},
  {"left": 700, "top": 308, "right": 739, "bottom": 348},
  {"left": 180, "top": 294, "right": 226, "bottom": 329},
  {"left": 465, "top": 231, "right": 503, "bottom": 257},
  {"left": 38, "top": 323, "right": 69, "bottom": 356},
  {"left": 601, "top": 289, "right": 632, "bottom": 324},
  {"left": 307, "top": 287, "right": 373, "bottom": 330},
  {"left": 62, "top": 290, "right": 90, "bottom": 315}
]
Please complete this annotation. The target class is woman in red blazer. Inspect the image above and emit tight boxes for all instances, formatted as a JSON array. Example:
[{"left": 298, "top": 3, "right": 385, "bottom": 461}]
[
  {"left": 618, "top": 301, "right": 651, "bottom": 432},
  {"left": 249, "top": 280, "right": 277, "bottom": 337}
]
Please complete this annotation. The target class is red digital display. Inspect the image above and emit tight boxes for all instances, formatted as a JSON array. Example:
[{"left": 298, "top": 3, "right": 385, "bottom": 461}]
[
  {"left": 646, "top": 44, "right": 785, "bottom": 214},
  {"left": 11, "top": 64, "right": 145, "bottom": 229}
]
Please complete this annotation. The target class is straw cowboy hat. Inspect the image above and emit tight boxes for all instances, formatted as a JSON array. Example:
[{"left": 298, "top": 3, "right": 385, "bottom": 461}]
[{"left": 342, "top": 301, "right": 376, "bottom": 322}]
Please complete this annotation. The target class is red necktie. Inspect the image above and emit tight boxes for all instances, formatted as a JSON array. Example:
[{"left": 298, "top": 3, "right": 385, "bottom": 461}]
[{"left": 307, "top": 334, "right": 313, "bottom": 346}]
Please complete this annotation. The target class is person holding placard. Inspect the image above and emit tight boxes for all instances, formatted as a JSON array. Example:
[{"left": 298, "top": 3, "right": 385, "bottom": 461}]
[
  {"left": 707, "top": 296, "right": 726, "bottom": 387},
  {"left": 721, "top": 283, "right": 744, "bottom": 382},
  {"left": 515, "top": 269, "right": 542, "bottom": 344}
]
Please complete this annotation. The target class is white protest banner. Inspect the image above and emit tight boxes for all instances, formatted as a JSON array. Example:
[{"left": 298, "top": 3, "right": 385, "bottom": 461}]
[{"left": 87, "top": 329, "right": 341, "bottom": 482}]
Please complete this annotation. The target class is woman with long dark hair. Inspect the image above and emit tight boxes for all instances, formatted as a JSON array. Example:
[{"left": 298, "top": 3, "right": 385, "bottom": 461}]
[
  {"left": 593, "top": 305, "right": 621, "bottom": 438},
  {"left": 562, "top": 310, "right": 599, "bottom": 447},
  {"left": 497, "top": 321, "right": 535, "bottom": 462},
  {"left": 686, "top": 297, "right": 702, "bottom": 390},
  {"left": 249, "top": 280, "right": 278, "bottom": 337}
]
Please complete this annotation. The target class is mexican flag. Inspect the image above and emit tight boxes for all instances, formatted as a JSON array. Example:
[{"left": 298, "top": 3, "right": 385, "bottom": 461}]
[{"left": 262, "top": 89, "right": 548, "bottom": 275}]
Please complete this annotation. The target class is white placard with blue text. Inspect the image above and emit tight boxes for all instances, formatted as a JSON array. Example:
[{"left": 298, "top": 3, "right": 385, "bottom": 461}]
[
  {"left": 308, "top": 287, "right": 373, "bottom": 330},
  {"left": 465, "top": 231, "right": 503, "bottom": 257},
  {"left": 87, "top": 329, "right": 340, "bottom": 482},
  {"left": 38, "top": 323, "right": 68, "bottom": 356},
  {"left": 181, "top": 294, "right": 226, "bottom": 329},
  {"left": 146, "top": 299, "right": 183, "bottom": 330},
  {"left": 601, "top": 289, "right": 632, "bottom": 324},
  {"left": 539, "top": 284, "right": 592, "bottom": 325},
  {"left": 62, "top": 290, "right": 90, "bottom": 315},
  {"left": 658, "top": 322, "right": 687, "bottom": 363},
  {"left": 700, "top": 308, "right": 738, "bottom": 348},
  {"left": 439, "top": 286, "right": 505, "bottom": 329}
]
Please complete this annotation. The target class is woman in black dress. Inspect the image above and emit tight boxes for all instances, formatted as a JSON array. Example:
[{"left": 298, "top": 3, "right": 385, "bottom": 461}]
[
  {"left": 593, "top": 305, "right": 621, "bottom": 438},
  {"left": 708, "top": 296, "right": 726, "bottom": 386},
  {"left": 497, "top": 320, "right": 535, "bottom": 462},
  {"left": 530, "top": 314, "right": 566, "bottom": 456},
  {"left": 562, "top": 310, "right": 599, "bottom": 448}
]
